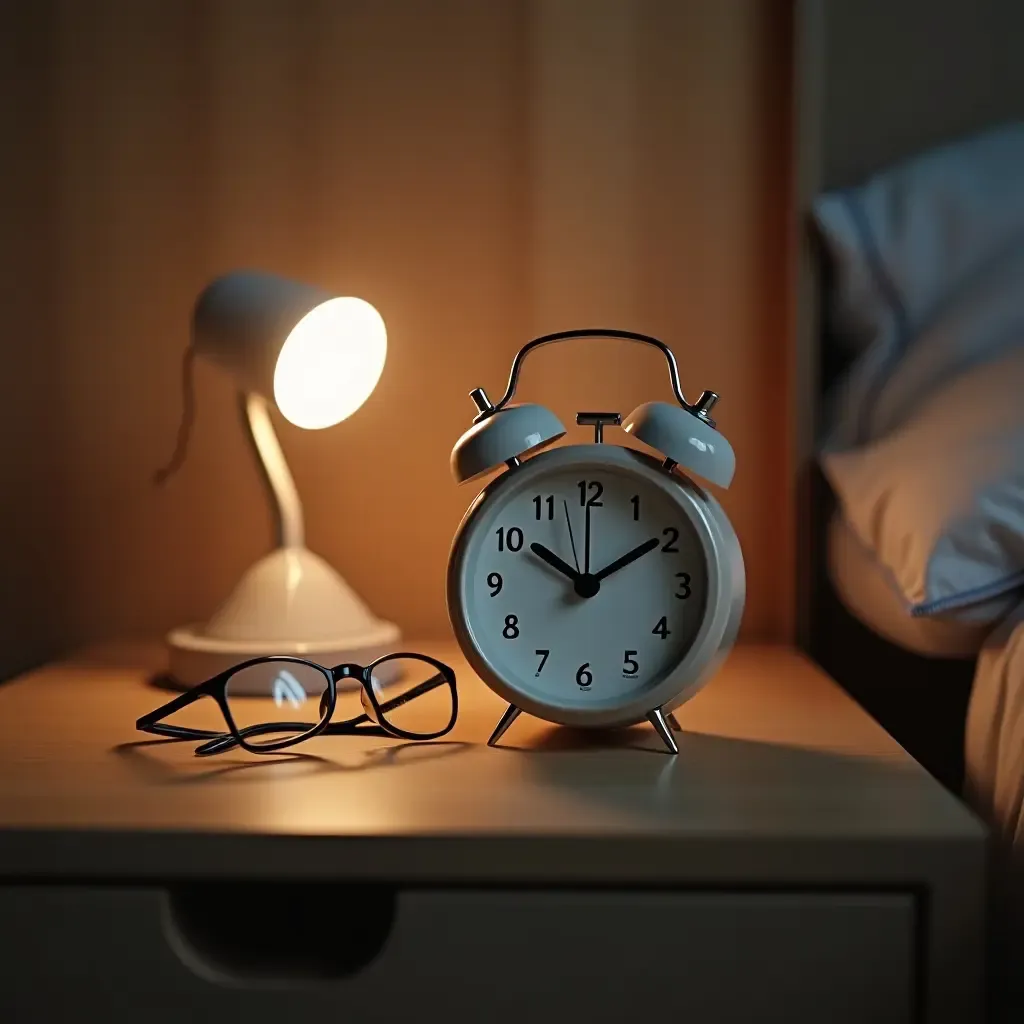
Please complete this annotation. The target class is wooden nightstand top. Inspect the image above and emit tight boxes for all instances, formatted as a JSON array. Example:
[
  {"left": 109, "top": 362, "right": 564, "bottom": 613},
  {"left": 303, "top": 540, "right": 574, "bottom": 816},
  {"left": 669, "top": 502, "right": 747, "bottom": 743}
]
[{"left": 0, "top": 642, "right": 983, "bottom": 882}]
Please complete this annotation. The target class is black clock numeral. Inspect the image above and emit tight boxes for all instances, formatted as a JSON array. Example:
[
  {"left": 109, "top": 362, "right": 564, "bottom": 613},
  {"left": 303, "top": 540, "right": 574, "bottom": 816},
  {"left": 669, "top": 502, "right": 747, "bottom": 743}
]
[
  {"left": 661, "top": 527, "right": 680, "bottom": 553},
  {"left": 575, "top": 662, "right": 593, "bottom": 688},
  {"left": 535, "top": 649, "right": 549, "bottom": 675},
  {"left": 533, "top": 495, "right": 555, "bottom": 520},
  {"left": 630, "top": 494, "right": 640, "bottom": 521},
  {"left": 623, "top": 650, "right": 639, "bottom": 676},
  {"left": 502, "top": 614, "right": 520, "bottom": 639},
  {"left": 652, "top": 616, "right": 670, "bottom": 639},
  {"left": 487, "top": 572, "right": 503, "bottom": 596},
  {"left": 577, "top": 480, "right": 604, "bottom": 507},
  {"left": 496, "top": 526, "right": 524, "bottom": 552},
  {"left": 674, "top": 572, "right": 691, "bottom": 599}
]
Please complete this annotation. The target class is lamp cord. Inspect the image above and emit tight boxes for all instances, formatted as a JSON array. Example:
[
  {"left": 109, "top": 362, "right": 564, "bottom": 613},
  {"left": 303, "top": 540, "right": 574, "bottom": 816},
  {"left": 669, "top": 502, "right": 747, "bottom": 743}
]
[{"left": 152, "top": 344, "right": 197, "bottom": 486}]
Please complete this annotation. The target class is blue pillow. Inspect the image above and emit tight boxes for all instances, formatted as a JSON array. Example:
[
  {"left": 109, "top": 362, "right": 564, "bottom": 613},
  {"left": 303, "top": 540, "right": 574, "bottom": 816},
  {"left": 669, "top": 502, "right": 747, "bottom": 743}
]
[{"left": 813, "top": 123, "right": 1024, "bottom": 449}]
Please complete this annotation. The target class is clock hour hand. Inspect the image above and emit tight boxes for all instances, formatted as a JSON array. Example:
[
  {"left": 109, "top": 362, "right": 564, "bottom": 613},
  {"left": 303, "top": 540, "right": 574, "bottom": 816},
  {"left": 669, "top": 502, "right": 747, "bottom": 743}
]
[
  {"left": 593, "top": 537, "right": 660, "bottom": 583},
  {"left": 530, "top": 542, "right": 581, "bottom": 583}
]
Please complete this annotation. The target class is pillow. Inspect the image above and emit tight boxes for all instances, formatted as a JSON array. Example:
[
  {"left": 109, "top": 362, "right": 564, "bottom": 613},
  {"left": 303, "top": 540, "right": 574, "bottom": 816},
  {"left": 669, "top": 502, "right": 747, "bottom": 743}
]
[
  {"left": 827, "top": 512, "right": 1005, "bottom": 657},
  {"left": 813, "top": 122, "right": 1024, "bottom": 448},
  {"left": 822, "top": 342, "right": 1024, "bottom": 620}
]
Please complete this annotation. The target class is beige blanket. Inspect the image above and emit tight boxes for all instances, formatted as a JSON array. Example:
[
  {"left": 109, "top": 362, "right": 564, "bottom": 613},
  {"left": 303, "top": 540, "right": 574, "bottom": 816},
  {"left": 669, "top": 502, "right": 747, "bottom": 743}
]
[{"left": 965, "top": 602, "right": 1024, "bottom": 1018}]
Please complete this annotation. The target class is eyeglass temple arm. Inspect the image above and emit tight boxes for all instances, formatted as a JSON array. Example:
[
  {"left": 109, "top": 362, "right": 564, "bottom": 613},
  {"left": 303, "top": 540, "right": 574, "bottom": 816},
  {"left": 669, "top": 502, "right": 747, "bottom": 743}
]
[
  {"left": 192, "top": 724, "right": 319, "bottom": 757},
  {"left": 194, "top": 718, "right": 388, "bottom": 756},
  {"left": 142, "top": 721, "right": 228, "bottom": 742},
  {"left": 136, "top": 686, "right": 222, "bottom": 739},
  {"left": 368, "top": 672, "right": 448, "bottom": 713}
]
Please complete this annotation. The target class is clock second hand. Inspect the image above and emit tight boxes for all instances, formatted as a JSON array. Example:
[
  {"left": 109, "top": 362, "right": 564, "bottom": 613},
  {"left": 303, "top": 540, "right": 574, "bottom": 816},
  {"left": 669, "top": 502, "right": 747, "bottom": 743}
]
[
  {"left": 563, "top": 499, "right": 581, "bottom": 573},
  {"left": 584, "top": 498, "right": 592, "bottom": 574}
]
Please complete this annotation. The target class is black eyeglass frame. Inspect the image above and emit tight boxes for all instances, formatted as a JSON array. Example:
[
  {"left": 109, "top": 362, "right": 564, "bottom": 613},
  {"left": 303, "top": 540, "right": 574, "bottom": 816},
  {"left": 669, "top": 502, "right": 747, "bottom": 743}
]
[{"left": 136, "top": 652, "right": 458, "bottom": 756}]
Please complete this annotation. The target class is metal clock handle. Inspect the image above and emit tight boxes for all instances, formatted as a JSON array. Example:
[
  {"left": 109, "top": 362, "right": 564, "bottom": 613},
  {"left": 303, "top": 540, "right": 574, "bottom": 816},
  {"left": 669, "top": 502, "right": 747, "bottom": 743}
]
[{"left": 468, "top": 329, "right": 714, "bottom": 420}]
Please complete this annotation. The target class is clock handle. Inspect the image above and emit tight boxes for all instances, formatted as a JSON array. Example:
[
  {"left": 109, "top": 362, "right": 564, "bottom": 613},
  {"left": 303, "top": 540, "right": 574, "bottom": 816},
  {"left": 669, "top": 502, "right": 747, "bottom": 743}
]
[{"left": 473, "top": 329, "right": 704, "bottom": 421}]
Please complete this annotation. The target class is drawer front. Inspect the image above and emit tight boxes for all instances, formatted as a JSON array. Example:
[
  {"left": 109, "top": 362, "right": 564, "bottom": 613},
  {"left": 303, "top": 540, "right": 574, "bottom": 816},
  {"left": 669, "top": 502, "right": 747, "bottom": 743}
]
[{"left": 0, "top": 886, "right": 914, "bottom": 1024}]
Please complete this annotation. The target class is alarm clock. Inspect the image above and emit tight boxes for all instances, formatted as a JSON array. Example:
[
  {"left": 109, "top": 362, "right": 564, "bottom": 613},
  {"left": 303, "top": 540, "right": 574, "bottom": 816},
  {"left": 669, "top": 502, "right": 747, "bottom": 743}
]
[{"left": 446, "top": 329, "right": 745, "bottom": 754}]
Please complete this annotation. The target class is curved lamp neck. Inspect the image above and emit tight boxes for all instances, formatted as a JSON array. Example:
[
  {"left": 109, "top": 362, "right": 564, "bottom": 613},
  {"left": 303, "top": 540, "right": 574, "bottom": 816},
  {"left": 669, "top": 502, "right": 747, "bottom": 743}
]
[{"left": 240, "top": 392, "right": 305, "bottom": 549}]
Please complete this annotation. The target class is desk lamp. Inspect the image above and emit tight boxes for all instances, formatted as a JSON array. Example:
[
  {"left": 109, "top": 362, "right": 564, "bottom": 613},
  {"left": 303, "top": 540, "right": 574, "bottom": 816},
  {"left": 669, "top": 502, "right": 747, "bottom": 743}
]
[{"left": 160, "top": 270, "right": 399, "bottom": 690}]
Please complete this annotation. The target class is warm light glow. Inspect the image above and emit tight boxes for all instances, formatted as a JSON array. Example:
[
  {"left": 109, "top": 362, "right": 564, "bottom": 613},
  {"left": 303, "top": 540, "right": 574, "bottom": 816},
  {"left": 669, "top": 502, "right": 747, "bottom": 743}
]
[{"left": 273, "top": 296, "right": 387, "bottom": 429}]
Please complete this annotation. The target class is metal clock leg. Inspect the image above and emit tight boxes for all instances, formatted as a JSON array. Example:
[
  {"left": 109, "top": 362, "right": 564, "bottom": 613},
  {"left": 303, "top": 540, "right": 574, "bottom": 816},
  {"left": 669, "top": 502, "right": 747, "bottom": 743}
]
[
  {"left": 666, "top": 712, "right": 682, "bottom": 731},
  {"left": 648, "top": 707, "right": 679, "bottom": 755},
  {"left": 487, "top": 703, "right": 522, "bottom": 747}
]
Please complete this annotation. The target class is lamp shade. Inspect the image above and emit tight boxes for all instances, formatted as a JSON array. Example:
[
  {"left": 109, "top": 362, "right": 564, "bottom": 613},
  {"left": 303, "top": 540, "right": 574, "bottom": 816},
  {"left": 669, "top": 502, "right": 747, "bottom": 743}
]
[{"left": 192, "top": 270, "right": 387, "bottom": 429}]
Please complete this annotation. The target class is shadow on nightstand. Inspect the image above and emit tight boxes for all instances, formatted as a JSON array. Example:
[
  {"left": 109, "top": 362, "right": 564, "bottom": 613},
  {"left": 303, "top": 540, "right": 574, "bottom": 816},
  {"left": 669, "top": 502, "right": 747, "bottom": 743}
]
[
  {"left": 498, "top": 724, "right": 670, "bottom": 754},
  {"left": 504, "top": 727, "right": 958, "bottom": 833},
  {"left": 111, "top": 738, "right": 470, "bottom": 785}
]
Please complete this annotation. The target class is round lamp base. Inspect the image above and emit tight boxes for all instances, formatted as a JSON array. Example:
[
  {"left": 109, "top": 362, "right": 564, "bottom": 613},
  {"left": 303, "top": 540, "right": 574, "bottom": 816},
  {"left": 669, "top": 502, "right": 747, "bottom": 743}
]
[
  {"left": 166, "top": 623, "right": 401, "bottom": 692},
  {"left": 164, "top": 546, "right": 401, "bottom": 691}
]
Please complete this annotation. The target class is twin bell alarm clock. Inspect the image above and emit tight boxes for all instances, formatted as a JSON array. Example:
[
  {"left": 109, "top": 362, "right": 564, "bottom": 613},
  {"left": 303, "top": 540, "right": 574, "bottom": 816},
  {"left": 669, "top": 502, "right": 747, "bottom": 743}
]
[{"left": 446, "top": 329, "right": 745, "bottom": 753}]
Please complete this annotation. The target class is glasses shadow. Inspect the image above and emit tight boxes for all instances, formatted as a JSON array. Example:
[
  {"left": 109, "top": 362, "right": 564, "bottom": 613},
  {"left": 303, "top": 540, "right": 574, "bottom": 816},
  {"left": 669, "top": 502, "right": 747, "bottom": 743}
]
[
  {"left": 146, "top": 672, "right": 188, "bottom": 694},
  {"left": 111, "top": 738, "right": 471, "bottom": 785}
]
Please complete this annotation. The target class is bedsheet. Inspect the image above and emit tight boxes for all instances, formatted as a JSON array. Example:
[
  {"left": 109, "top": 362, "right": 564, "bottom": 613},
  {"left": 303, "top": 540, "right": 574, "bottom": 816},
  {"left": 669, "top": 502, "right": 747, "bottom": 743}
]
[{"left": 965, "top": 602, "right": 1024, "bottom": 1019}]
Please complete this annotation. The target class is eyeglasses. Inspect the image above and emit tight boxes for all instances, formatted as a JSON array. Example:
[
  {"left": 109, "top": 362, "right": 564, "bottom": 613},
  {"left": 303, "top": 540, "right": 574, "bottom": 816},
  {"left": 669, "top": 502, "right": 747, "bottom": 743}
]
[{"left": 137, "top": 652, "right": 458, "bottom": 756}]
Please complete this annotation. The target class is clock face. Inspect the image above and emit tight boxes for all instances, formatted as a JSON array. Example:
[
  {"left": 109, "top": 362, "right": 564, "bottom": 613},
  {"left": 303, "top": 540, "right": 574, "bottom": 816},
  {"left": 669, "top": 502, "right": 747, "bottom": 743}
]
[{"left": 450, "top": 446, "right": 712, "bottom": 722}]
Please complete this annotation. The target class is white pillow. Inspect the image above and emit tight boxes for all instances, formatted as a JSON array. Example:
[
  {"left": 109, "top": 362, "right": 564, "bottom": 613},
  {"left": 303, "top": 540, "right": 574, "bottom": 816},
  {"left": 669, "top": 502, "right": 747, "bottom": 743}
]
[
  {"left": 827, "top": 512, "right": 1003, "bottom": 657},
  {"left": 822, "top": 343, "right": 1024, "bottom": 619},
  {"left": 813, "top": 122, "right": 1024, "bottom": 448}
]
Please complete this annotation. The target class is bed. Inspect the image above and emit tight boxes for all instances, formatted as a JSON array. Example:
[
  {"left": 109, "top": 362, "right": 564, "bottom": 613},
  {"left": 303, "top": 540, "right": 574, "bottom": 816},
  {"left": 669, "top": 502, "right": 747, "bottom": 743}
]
[{"left": 795, "top": 0, "right": 1024, "bottom": 1016}]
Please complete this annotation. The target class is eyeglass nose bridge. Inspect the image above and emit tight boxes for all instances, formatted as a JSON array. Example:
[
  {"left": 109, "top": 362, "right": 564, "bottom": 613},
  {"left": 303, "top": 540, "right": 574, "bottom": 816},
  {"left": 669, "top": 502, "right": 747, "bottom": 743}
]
[
  {"left": 318, "top": 663, "right": 365, "bottom": 719},
  {"left": 359, "top": 684, "right": 381, "bottom": 725},
  {"left": 332, "top": 663, "right": 365, "bottom": 680}
]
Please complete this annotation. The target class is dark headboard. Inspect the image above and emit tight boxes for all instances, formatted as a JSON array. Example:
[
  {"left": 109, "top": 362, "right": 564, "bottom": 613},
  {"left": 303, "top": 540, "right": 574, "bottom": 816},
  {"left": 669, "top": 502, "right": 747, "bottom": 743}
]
[{"left": 794, "top": 0, "right": 1024, "bottom": 789}]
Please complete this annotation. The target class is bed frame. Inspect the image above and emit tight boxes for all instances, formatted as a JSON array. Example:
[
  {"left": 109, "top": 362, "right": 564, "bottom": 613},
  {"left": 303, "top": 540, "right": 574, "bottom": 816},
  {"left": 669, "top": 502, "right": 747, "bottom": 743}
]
[{"left": 793, "top": 0, "right": 1024, "bottom": 791}]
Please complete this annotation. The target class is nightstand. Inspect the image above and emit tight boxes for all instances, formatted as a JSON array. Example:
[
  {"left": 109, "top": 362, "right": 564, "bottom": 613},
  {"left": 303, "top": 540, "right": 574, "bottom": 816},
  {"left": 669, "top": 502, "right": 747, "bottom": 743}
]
[{"left": 0, "top": 643, "right": 984, "bottom": 1023}]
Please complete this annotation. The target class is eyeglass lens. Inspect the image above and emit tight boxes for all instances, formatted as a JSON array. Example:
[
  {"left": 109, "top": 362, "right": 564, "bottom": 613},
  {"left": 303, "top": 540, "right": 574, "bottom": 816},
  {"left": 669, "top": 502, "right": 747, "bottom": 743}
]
[
  {"left": 360, "top": 656, "right": 454, "bottom": 737},
  {"left": 224, "top": 659, "right": 330, "bottom": 748}
]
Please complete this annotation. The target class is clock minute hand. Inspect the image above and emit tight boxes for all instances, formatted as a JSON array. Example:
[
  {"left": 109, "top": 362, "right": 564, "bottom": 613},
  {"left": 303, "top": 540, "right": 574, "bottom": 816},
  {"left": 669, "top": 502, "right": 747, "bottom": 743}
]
[
  {"left": 530, "top": 542, "right": 581, "bottom": 583},
  {"left": 593, "top": 537, "right": 660, "bottom": 583}
]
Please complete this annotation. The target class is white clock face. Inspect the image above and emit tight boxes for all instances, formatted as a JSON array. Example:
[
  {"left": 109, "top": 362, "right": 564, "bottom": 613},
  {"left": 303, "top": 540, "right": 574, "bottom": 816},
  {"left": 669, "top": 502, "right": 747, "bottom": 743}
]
[{"left": 452, "top": 447, "right": 710, "bottom": 718}]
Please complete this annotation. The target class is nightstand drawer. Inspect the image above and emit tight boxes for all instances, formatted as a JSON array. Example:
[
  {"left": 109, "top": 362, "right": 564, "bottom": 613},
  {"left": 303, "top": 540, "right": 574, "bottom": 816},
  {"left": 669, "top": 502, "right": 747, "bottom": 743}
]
[{"left": 0, "top": 884, "right": 914, "bottom": 1023}]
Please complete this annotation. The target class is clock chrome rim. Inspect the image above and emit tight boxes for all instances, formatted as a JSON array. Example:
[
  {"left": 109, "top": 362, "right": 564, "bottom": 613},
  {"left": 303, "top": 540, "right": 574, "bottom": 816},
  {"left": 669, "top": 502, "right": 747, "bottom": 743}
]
[{"left": 446, "top": 444, "right": 744, "bottom": 729}]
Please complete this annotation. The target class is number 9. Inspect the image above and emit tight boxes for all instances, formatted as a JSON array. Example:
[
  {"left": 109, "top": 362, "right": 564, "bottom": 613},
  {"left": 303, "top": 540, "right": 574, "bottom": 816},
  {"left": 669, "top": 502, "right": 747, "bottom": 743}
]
[{"left": 487, "top": 572, "right": 503, "bottom": 597}]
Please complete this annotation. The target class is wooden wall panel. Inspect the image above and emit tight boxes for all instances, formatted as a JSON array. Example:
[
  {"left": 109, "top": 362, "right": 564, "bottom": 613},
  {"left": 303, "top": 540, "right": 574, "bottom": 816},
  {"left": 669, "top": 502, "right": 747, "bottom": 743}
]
[
  {"left": 1, "top": 0, "right": 793, "bottom": 673},
  {"left": 0, "top": 1, "right": 62, "bottom": 681}
]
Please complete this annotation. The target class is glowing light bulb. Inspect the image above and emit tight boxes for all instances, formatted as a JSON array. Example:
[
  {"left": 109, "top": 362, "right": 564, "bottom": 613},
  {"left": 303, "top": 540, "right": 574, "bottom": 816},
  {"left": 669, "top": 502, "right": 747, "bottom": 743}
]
[{"left": 273, "top": 296, "right": 387, "bottom": 429}]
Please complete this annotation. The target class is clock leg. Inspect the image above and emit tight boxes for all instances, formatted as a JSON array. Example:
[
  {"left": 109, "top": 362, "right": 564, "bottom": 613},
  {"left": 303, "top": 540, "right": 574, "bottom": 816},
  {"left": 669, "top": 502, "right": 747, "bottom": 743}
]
[
  {"left": 648, "top": 707, "right": 679, "bottom": 755},
  {"left": 666, "top": 712, "right": 682, "bottom": 732},
  {"left": 487, "top": 703, "right": 522, "bottom": 748}
]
